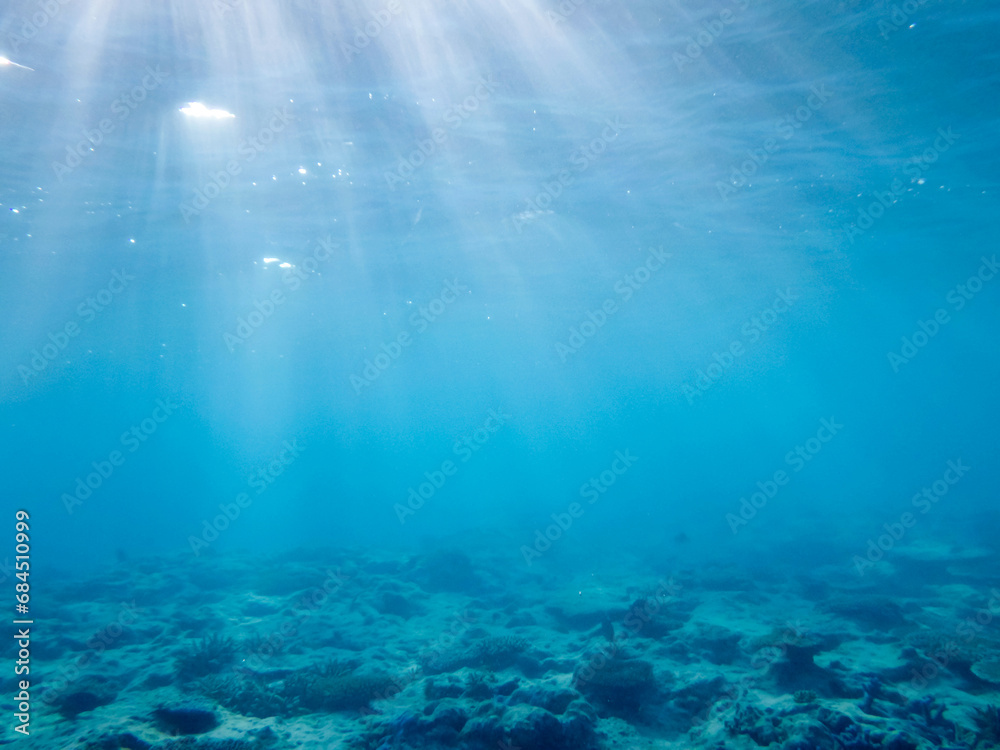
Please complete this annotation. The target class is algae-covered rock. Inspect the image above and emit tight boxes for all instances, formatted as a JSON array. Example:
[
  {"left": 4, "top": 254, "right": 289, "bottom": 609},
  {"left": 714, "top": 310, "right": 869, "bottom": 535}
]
[
  {"left": 199, "top": 674, "right": 294, "bottom": 718},
  {"left": 971, "top": 659, "right": 1000, "bottom": 683},
  {"left": 152, "top": 705, "right": 219, "bottom": 735},
  {"left": 176, "top": 634, "right": 238, "bottom": 680},
  {"left": 53, "top": 676, "right": 118, "bottom": 718},
  {"left": 423, "top": 635, "right": 531, "bottom": 674},
  {"left": 574, "top": 658, "right": 656, "bottom": 714},
  {"left": 284, "top": 669, "right": 398, "bottom": 712}
]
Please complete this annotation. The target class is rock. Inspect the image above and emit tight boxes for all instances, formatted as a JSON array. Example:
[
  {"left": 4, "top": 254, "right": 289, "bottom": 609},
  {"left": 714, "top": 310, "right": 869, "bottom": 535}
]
[
  {"left": 53, "top": 677, "right": 117, "bottom": 718},
  {"left": 509, "top": 686, "right": 579, "bottom": 715},
  {"left": 152, "top": 706, "right": 219, "bottom": 735},
  {"left": 820, "top": 595, "right": 909, "bottom": 630},
  {"left": 506, "top": 612, "right": 536, "bottom": 627},
  {"left": 670, "top": 675, "right": 728, "bottom": 715},
  {"left": 408, "top": 550, "right": 483, "bottom": 593},
  {"left": 575, "top": 658, "right": 656, "bottom": 714},
  {"left": 620, "top": 596, "right": 693, "bottom": 638},
  {"left": 495, "top": 678, "right": 520, "bottom": 696},
  {"left": 971, "top": 658, "right": 1000, "bottom": 683},
  {"left": 376, "top": 591, "right": 423, "bottom": 618},
  {"left": 546, "top": 590, "right": 628, "bottom": 630},
  {"left": 447, "top": 698, "right": 597, "bottom": 749},
  {"left": 687, "top": 624, "right": 742, "bottom": 665},
  {"left": 424, "top": 675, "right": 465, "bottom": 700},
  {"left": 725, "top": 703, "right": 785, "bottom": 746},
  {"left": 428, "top": 702, "right": 468, "bottom": 732}
]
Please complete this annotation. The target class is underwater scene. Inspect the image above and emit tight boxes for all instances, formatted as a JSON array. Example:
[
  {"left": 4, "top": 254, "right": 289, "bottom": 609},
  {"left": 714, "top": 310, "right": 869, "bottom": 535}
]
[{"left": 1, "top": 0, "right": 999, "bottom": 748}]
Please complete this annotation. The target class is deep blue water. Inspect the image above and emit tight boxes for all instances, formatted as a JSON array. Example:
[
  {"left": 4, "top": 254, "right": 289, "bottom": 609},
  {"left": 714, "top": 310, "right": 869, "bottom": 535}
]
[{"left": 0, "top": 0, "right": 998, "bottom": 577}]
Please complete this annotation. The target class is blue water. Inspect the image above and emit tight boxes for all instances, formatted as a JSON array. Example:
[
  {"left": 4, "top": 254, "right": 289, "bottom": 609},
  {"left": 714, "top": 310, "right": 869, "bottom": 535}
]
[{"left": 1, "top": 0, "right": 998, "bottom": 575}]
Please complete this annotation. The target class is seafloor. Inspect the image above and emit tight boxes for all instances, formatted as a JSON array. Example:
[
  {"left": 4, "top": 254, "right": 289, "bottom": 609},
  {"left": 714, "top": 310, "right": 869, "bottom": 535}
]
[{"left": 8, "top": 537, "right": 1000, "bottom": 750}]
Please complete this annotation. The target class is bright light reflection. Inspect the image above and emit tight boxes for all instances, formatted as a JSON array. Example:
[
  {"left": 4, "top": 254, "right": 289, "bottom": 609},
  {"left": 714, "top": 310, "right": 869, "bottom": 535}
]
[
  {"left": 179, "top": 102, "right": 235, "bottom": 119},
  {"left": 0, "top": 56, "right": 34, "bottom": 71}
]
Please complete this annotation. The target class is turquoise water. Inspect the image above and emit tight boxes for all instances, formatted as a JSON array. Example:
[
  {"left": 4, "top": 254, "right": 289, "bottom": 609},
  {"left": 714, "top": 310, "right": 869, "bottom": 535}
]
[
  {"left": 5, "top": 0, "right": 997, "bottom": 567},
  {"left": 1, "top": 1, "right": 999, "bottom": 747},
  {"left": 3, "top": 0, "right": 995, "bottom": 567}
]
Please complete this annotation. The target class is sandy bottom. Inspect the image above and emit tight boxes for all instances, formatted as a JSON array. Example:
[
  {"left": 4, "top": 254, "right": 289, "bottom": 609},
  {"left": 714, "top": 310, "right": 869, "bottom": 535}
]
[{"left": 7, "top": 538, "right": 1000, "bottom": 750}]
